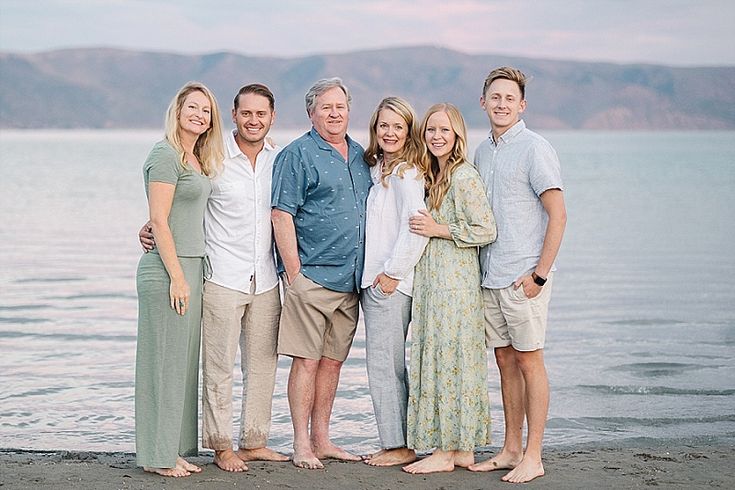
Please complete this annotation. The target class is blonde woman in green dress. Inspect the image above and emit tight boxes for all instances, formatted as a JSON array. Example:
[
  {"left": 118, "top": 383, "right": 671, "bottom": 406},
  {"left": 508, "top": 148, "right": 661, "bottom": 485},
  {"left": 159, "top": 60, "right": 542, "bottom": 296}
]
[
  {"left": 135, "top": 82, "right": 223, "bottom": 477},
  {"left": 403, "top": 103, "right": 497, "bottom": 474}
]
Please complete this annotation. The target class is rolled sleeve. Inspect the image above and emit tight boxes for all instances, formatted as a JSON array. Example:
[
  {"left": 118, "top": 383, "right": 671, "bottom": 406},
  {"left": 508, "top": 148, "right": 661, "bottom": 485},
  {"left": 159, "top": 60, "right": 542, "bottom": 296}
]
[{"left": 529, "top": 141, "right": 564, "bottom": 197}]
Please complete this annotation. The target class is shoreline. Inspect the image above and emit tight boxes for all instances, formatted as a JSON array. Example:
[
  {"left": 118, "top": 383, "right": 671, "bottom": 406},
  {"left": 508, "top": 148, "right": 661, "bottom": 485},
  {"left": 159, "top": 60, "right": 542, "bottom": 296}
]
[{"left": 2, "top": 442, "right": 733, "bottom": 489}]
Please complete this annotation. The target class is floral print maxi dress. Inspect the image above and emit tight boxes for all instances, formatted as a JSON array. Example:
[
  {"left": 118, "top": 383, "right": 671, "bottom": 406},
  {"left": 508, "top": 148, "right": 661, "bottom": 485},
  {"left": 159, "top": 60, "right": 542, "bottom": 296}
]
[{"left": 407, "top": 162, "right": 497, "bottom": 451}]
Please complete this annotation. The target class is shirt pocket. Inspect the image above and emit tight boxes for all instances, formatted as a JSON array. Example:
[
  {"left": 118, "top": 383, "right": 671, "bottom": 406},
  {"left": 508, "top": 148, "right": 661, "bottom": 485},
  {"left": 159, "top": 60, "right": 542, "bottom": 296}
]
[{"left": 211, "top": 181, "right": 249, "bottom": 211}]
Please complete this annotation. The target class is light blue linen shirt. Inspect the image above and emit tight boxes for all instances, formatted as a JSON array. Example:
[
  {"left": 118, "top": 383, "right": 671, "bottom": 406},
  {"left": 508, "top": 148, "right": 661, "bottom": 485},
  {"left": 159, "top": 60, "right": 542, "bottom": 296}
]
[
  {"left": 475, "top": 120, "right": 563, "bottom": 289},
  {"left": 271, "top": 127, "right": 372, "bottom": 293}
]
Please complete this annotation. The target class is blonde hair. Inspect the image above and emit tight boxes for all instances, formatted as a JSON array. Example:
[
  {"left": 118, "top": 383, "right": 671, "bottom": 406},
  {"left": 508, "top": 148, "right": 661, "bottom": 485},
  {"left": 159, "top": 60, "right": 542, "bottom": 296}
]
[
  {"left": 482, "top": 66, "right": 528, "bottom": 99},
  {"left": 164, "top": 81, "right": 224, "bottom": 176},
  {"left": 419, "top": 103, "right": 469, "bottom": 211},
  {"left": 363, "top": 96, "right": 424, "bottom": 186}
]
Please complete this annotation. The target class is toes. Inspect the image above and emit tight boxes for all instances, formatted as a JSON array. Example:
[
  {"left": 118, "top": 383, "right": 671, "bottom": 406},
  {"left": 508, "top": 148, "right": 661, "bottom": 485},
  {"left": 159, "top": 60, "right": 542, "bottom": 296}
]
[{"left": 294, "top": 459, "right": 322, "bottom": 469}]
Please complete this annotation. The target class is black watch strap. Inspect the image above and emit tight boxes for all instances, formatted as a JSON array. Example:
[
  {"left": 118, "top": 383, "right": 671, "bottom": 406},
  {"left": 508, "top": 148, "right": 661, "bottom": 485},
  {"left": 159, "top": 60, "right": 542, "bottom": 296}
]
[{"left": 532, "top": 272, "right": 547, "bottom": 286}]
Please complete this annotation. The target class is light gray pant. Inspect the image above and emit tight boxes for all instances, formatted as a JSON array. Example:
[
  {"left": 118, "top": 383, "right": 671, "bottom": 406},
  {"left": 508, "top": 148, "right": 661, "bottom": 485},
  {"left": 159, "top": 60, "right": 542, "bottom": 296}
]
[
  {"left": 201, "top": 281, "right": 281, "bottom": 450},
  {"left": 361, "top": 286, "right": 412, "bottom": 449}
]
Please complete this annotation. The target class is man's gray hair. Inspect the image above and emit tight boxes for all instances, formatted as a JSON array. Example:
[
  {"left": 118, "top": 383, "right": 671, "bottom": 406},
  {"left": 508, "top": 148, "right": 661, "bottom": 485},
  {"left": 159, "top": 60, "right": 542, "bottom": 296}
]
[{"left": 305, "top": 77, "right": 351, "bottom": 116}]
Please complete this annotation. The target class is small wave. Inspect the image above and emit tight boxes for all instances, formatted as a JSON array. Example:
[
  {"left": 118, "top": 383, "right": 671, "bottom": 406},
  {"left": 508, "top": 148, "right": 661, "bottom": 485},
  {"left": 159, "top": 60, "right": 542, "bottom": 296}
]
[
  {"left": 14, "top": 277, "right": 85, "bottom": 284},
  {"left": 44, "top": 293, "right": 136, "bottom": 300},
  {"left": 0, "top": 386, "right": 72, "bottom": 401},
  {"left": 0, "top": 304, "right": 51, "bottom": 311},
  {"left": 580, "top": 385, "right": 735, "bottom": 396},
  {"left": 603, "top": 319, "right": 686, "bottom": 326},
  {"left": 610, "top": 362, "right": 712, "bottom": 377},
  {"left": 0, "top": 330, "right": 135, "bottom": 342},
  {"left": 548, "top": 414, "right": 735, "bottom": 430},
  {"left": 0, "top": 317, "right": 49, "bottom": 324}
]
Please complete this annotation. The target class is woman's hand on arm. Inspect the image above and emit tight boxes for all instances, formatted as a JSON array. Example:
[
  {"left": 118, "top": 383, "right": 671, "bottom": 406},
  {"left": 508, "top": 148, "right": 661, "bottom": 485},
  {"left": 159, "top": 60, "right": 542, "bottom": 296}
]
[{"left": 409, "top": 209, "right": 451, "bottom": 239}]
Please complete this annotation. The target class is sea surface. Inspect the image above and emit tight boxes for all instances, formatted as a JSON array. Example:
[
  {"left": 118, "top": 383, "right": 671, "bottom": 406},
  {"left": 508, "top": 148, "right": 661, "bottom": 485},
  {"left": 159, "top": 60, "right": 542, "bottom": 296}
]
[{"left": 1, "top": 129, "right": 734, "bottom": 454}]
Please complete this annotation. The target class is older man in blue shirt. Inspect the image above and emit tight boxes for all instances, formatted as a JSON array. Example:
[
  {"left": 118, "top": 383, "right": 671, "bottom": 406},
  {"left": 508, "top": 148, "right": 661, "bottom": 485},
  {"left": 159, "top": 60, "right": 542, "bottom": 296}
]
[{"left": 271, "top": 78, "right": 371, "bottom": 470}]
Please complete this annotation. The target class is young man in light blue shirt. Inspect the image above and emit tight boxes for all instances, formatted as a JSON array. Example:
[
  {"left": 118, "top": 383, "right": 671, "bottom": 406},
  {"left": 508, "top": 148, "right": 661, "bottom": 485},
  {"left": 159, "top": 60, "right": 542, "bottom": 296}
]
[{"left": 468, "top": 67, "right": 567, "bottom": 484}]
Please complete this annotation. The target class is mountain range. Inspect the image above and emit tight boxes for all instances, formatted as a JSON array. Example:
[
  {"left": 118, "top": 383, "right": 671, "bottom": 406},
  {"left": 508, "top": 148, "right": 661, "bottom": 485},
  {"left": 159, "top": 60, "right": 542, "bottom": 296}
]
[{"left": 1, "top": 46, "right": 733, "bottom": 130}]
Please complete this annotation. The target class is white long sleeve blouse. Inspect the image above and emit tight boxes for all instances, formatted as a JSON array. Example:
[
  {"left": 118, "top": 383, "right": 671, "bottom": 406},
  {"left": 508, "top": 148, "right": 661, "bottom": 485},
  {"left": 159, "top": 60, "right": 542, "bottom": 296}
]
[{"left": 361, "top": 161, "right": 429, "bottom": 296}]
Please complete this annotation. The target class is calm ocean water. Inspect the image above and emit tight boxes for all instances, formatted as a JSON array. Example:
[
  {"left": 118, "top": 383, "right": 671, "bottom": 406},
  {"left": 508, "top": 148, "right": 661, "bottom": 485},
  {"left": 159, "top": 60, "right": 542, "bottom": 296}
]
[{"left": 1, "top": 129, "right": 734, "bottom": 454}]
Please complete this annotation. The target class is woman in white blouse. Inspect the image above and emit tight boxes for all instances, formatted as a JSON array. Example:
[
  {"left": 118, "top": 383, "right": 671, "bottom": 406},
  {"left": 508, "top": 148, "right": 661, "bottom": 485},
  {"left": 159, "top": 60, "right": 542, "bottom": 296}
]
[{"left": 361, "top": 97, "right": 429, "bottom": 467}]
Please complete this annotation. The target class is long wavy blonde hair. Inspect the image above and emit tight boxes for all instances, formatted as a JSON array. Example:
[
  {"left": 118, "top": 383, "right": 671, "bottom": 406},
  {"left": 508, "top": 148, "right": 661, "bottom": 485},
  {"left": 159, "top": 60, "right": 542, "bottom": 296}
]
[
  {"left": 164, "top": 81, "right": 224, "bottom": 176},
  {"left": 363, "top": 97, "right": 424, "bottom": 186},
  {"left": 420, "top": 103, "right": 469, "bottom": 210}
]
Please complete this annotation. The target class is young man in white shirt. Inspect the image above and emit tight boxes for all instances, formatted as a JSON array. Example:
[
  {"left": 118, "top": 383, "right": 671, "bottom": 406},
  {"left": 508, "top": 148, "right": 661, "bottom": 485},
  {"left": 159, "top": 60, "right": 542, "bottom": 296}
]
[{"left": 140, "top": 84, "right": 288, "bottom": 472}]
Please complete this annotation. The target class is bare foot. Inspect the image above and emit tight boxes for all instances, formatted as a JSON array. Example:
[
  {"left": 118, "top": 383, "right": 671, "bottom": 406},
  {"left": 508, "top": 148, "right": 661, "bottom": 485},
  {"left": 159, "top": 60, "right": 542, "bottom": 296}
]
[
  {"left": 176, "top": 456, "right": 202, "bottom": 473},
  {"left": 402, "top": 449, "right": 456, "bottom": 474},
  {"left": 237, "top": 446, "right": 289, "bottom": 462},
  {"left": 143, "top": 466, "right": 190, "bottom": 477},
  {"left": 313, "top": 441, "right": 361, "bottom": 462},
  {"left": 214, "top": 449, "right": 247, "bottom": 472},
  {"left": 454, "top": 450, "right": 475, "bottom": 468},
  {"left": 501, "top": 456, "right": 545, "bottom": 483},
  {"left": 292, "top": 443, "right": 324, "bottom": 470},
  {"left": 468, "top": 449, "right": 522, "bottom": 472},
  {"left": 365, "top": 447, "right": 417, "bottom": 466},
  {"left": 363, "top": 448, "right": 385, "bottom": 461}
]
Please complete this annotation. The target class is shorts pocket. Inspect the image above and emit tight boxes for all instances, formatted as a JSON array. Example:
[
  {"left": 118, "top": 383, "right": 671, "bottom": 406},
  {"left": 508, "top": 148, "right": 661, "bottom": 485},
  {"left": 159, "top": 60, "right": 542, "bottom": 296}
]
[{"left": 509, "top": 284, "right": 528, "bottom": 302}]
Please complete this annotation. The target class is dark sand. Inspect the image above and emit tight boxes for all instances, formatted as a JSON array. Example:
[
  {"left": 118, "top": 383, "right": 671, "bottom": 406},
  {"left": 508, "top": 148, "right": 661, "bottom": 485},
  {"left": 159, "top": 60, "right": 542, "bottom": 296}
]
[{"left": 1, "top": 443, "right": 734, "bottom": 489}]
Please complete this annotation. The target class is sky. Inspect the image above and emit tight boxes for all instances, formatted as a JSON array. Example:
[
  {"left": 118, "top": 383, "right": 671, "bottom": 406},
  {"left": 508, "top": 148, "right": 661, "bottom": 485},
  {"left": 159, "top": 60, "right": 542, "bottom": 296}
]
[{"left": 1, "top": 0, "right": 734, "bottom": 67}]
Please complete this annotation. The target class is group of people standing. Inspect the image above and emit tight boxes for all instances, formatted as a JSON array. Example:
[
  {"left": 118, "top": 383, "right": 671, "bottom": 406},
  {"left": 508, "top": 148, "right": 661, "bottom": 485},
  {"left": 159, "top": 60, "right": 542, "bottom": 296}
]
[{"left": 134, "top": 65, "right": 566, "bottom": 485}]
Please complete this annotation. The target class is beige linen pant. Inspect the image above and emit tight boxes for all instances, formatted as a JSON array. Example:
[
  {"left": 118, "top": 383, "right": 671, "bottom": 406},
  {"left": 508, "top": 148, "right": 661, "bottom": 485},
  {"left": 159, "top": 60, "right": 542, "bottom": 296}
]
[{"left": 201, "top": 280, "right": 281, "bottom": 450}]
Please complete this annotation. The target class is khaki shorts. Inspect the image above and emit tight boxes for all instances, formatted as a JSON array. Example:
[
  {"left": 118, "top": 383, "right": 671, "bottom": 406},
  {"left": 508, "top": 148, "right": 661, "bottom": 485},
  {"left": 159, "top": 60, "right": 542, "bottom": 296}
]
[
  {"left": 277, "top": 272, "right": 359, "bottom": 362},
  {"left": 483, "top": 273, "right": 554, "bottom": 352}
]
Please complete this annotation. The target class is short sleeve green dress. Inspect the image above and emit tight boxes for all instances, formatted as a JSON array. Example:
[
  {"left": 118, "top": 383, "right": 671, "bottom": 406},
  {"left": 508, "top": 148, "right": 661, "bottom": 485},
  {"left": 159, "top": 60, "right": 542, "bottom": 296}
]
[
  {"left": 407, "top": 162, "right": 497, "bottom": 452},
  {"left": 135, "top": 140, "right": 211, "bottom": 468}
]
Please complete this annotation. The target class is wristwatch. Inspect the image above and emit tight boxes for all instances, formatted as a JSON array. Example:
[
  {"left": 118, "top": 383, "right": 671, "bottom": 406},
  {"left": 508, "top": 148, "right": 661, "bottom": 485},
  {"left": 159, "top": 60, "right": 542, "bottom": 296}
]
[{"left": 531, "top": 272, "right": 547, "bottom": 287}]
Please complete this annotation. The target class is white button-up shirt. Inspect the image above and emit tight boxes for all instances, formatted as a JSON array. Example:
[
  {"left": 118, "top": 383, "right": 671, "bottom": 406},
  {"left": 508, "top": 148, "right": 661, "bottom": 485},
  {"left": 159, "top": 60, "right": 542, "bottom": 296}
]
[
  {"left": 204, "top": 130, "right": 279, "bottom": 294},
  {"left": 361, "top": 162, "right": 429, "bottom": 297}
]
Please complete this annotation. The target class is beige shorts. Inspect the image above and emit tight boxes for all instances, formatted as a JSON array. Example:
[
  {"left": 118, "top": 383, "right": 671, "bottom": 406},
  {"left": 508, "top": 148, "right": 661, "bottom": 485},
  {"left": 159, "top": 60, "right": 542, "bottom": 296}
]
[
  {"left": 483, "top": 272, "right": 554, "bottom": 352},
  {"left": 277, "top": 272, "right": 359, "bottom": 362}
]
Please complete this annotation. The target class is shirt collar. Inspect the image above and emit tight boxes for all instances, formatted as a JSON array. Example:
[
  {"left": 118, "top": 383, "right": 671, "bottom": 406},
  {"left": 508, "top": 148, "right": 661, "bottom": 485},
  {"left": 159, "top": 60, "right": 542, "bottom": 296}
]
[
  {"left": 309, "top": 127, "right": 359, "bottom": 158},
  {"left": 226, "top": 129, "right": 276, "bottom": 159},
  {"left": 490, "top": 119, "right": 526, "bottom": 145}
]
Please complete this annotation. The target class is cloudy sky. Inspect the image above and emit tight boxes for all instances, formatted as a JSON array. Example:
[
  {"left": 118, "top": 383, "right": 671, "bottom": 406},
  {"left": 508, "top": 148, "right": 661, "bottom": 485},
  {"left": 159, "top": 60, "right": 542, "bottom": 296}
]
[{"left": 1, "top": 0, "right": 733, "bottom": 66}]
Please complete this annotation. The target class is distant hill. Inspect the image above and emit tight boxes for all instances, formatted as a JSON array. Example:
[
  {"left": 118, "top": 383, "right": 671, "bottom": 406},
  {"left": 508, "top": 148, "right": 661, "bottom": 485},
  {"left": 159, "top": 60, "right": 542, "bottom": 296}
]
[{"left": 1, "top": 46, "right": 734, "bottom": 130}]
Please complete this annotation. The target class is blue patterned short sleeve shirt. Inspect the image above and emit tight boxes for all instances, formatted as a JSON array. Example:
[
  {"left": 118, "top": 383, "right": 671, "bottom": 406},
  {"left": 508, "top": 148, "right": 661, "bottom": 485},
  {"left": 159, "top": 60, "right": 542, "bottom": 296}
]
[{"left": 272, "top": 127, "right": 372, "bottom": 293}]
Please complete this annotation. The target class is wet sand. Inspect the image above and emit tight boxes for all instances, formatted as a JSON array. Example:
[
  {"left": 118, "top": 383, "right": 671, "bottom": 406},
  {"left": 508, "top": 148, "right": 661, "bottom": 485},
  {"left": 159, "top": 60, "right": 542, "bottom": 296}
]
[{"left": 1, "top": 443, "right": 733, "bottom": 489}]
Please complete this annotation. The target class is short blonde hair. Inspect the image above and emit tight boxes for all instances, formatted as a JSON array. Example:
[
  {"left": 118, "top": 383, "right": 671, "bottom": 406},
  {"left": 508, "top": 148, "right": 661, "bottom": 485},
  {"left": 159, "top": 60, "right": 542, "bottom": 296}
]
[
  {"left": 482, "top": 66, "right": 528, "bottom": 99},
  {"left": 164, "top": 81, "right": 224, "bottom": 176}
]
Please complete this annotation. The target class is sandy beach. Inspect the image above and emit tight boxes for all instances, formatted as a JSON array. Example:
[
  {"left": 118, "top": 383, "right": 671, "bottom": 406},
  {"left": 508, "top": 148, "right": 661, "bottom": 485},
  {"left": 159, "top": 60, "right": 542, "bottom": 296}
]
[{"left": 1, "top": 442, "right": 733, "bottom": 489}]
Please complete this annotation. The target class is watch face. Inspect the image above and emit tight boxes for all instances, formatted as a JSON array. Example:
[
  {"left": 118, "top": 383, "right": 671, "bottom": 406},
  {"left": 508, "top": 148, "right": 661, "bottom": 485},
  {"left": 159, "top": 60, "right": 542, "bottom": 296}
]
[{"left": 532, "top": 273, "right": 546, "bottom": 286}]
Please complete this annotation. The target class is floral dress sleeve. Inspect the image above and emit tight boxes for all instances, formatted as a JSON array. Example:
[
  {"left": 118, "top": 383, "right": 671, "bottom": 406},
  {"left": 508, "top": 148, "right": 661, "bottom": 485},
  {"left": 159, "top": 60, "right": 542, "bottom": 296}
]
[{"left": 447, "top": 164, "right": 497, "bottom": 248}]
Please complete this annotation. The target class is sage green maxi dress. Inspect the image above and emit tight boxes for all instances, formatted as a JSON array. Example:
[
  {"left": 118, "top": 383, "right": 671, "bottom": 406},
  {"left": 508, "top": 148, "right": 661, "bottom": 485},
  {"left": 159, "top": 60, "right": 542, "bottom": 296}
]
[
  {"left": 407, "top": 163, "right": 497, "bottom": 452},
  {"left": 135, "top": 140, "right": 211, "bottom": 468}
]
